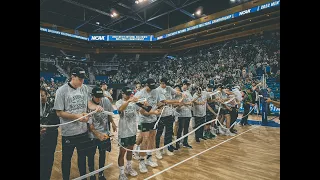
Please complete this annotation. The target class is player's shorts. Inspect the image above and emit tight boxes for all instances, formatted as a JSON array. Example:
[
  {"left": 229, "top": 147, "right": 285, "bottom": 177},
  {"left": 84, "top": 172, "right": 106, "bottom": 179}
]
[
  {"left": 141, "top": 122, "right": 156, "bottom": 132},
  {"left": 120, "top": 135, "right": 136, "bottom": 147}
]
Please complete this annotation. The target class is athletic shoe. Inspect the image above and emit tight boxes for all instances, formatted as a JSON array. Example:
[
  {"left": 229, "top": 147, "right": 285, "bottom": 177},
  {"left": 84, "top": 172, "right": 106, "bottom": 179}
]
[
  {"left": 218, "top": 126, "right": 226, "bottom": 135},
  {"left": 155, "top": 150, "right": 163, "bottom": 159},
  {"left": 118, "top": 174, "right": 128, "bottom": 180},
  {"left": 98, "top": 174, "right": 106, "bottom": 180},
  {"left": 208, "top": 132, "right": 216, "bottom": 139},
  {"left": 139, "top": 160, "right": 148, "bottom": 173},
  {"left": 166, "top": 150, "right": 174, "bottom": 156},
  {"left": 161, "top": 149, "right": 166, "bottom": 155},
  {"left": 125, "top": 165, "right": 138, "bottom": 176},
  {"left": 145, "top": 157, "right": 158, "bottom": 167},
  {"left": 176, "top": 143, "right": 180, "bottom": 150},
  {"left": 225, "top": 130, "right": 236, "bottom": 136},
  {"left": 171, "top": 145, "right": 179, "bottom": 151},
  {"left": 200, "top": 136, "right": 207, "bottom": 140},
  {"left": 133, "top": 152, "right": 140, "bottom": 160},
  {"left": 183, "top": 143, "right": 193, "bottom": 149}
]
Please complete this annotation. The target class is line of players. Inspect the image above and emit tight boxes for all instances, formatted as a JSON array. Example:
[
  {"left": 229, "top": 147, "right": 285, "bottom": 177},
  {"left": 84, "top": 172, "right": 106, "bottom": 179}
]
[
  {"left": 114, "top": 77, "right": 245, "bottom": 180},
  {"left": 40, "top": 67, "right": 250, "bottom": 180}
]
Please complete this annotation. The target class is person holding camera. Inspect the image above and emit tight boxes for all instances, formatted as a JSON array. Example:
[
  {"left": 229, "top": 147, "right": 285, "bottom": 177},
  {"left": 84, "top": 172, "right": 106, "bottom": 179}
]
[{"left": 40, "top": 87, "right": 60, "bottom": 180}]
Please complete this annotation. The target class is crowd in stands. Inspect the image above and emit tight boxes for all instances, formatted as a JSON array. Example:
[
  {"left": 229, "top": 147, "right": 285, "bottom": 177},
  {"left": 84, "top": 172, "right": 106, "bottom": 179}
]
[
  {"left": 111, "top": 31, "right": 280, "bottom": 88},
  {"left": 40, "top": 30, "right": 280, "bottom": 99},
  {"left": 59, "top": 60, "right": 89, "bottom": 75}
]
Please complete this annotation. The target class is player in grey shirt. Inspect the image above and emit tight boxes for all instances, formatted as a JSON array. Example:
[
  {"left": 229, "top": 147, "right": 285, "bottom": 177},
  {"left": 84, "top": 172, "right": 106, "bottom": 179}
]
[
  {"left": 175, "top": 80, "right": 194, "bottom": 149},
  {"left": 116, "top": 87, "right": 140, "bottom": 180},
  {"left": 155, "top": 77, "right": 183, "bottom": 158},
  {"left": 133, "top": 78, "right": 162, "bottom": 173},
  {"left": 53, "top": 67, "right": 104, "bottom": 180},
  {"left": 214, "top": 84, "right": 236, "bottom": 136},
  {"left": 87, "top": 87, "right": 115, "bottom": 180},
  {"left": 192, "top": 86, "right": 208, "bottom": 143}
]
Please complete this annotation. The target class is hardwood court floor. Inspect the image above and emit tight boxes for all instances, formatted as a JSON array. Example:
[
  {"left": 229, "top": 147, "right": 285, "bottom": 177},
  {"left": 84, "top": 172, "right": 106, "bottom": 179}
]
[{"left": 50, "top": 114, "right": 280, "bottom": 180}]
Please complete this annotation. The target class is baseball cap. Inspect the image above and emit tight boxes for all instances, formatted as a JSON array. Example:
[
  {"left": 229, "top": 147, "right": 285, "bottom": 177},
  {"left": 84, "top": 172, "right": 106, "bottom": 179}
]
[
  {"left": 207, "top": 84, "right": 214, "bottom": 88},
  {"left": 182, "top": 79, "right": 190, "bottom": 85},
  {"left": 215, "top": 84, "right": 224, "bottom": 89},
  {"left": 91, "top": 87, "right": 104, "bottom": 98},
  {"left": 173, "top": 84, "right": 182, "bottom": 91},
  {"left": 234, "top": 85, "right": 241, "bottom": 90},
  {"left": 146, "top": 78, "right": 156, "bottom": 89},
  {"left": 121, "top": 87, "right": 133, "bottom": 96},
  {"left": 160, "top": 77, "right": 168, "bottom": 84},
  {"left": 71, "top": 67, "right": 87, "bottom": 79},
  {"left": 225, "top": 84, "right": 233, "bottom": 90},
  {"left": 141, "top": 79, "right": 147, "bottom": 87},
  {"left": 100, "top": 81, "right": 107, "bottom": 86}
]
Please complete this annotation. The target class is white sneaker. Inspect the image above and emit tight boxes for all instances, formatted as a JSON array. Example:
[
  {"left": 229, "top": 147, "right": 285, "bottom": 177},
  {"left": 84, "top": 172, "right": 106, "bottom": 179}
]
[
  {"left": 225, "top": 130, "right": 235, "bottom": 136},
  {"left": 161, "top": 149, "right": 166, "bottom": 155},
  {"left": 119, "top": 173, "right": 128, "bottom": 180},
  {"left": 139, "top": 160, "right": 148, "bottom": 173},
  {"left": 145, "top": 157, "right": 158, "bottom": 167},
  {"left": 210, "top": 130, "right": 218, "bottom": 137},
  {"left": 166, "top": 150, "right": 174, "bottom": 156},
  {"left": 125, "top": 165, "right": 138, "bottom": 176},
  {"left": 133, "top": 152, "right": 140, "bottom": 160},
  {"left": 156, "top": 150, "right": 163, "bottom": 159},
  {"left": 218, "top": 126, "right": 226, "bottom": 135}
]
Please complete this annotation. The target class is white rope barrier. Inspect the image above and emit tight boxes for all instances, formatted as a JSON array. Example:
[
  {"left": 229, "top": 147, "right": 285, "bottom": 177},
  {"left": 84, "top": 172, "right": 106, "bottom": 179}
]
[
  {"left": 40, "top": 110, "right": 114, "bottom": 128},
  {"left": 114, "top": 107, "right": 222, "bottom": 153},
  {"left": 152, "top": 106, "right": 169, "bottom": 129},
  {"left": 72, "top": 163, "right": 113, "bottom": 180}
]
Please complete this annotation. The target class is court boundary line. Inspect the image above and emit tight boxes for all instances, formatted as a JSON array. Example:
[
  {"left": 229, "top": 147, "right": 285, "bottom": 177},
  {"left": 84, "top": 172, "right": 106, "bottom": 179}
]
[{"left": 144, "top": 125, "right": 259, "bottom": 180}]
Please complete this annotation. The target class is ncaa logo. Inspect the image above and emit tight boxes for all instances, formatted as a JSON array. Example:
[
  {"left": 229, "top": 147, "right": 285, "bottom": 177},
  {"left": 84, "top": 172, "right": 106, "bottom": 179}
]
[
  {"left": 90, "top": 36, "right": 106, "bottom": 41},
  {"left": 239, "top": 9, "right": 251, "bottom": 16}
]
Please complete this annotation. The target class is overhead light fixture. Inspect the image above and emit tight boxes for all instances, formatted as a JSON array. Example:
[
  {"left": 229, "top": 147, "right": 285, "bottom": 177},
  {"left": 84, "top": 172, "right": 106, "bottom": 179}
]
[
  {"left": 135, "top": 0, "right": 139, "bottom": 4},
  {"left": 96, "top": 22, "right": 100, "bottom": 25},
  {"left": 110, "top": 9, "right": 118, "bottom": 18},
  {"left": 194, "top": 6, "right": 203, "bottom": 17}
]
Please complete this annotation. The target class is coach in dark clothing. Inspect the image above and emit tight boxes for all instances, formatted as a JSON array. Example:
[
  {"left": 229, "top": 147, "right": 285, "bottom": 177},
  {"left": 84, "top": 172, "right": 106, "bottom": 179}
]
[
  {"left": 40, "top": 87, "right": 60, "bottom": 180},
  {"left": 240, "top": 89, "right": 254, "bottom": 126}
]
